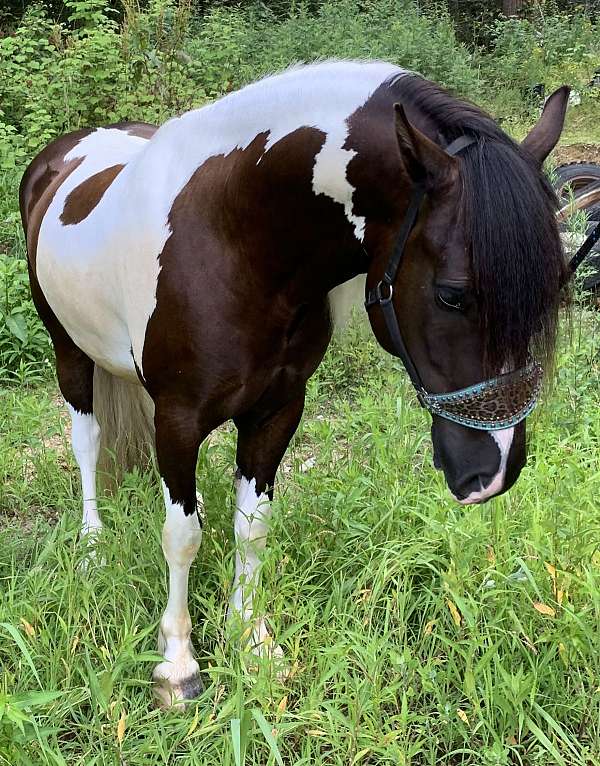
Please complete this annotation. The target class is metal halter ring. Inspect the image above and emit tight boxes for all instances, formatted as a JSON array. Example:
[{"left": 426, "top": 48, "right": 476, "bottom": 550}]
[{"left": 374, "top": 280, "right": 393, "bottom": 305}]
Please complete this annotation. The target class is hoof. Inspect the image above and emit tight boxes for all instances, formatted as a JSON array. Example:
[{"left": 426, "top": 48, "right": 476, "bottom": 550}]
[
  {"left": 153, "top": 671, "right": 204, "bottom": 710},
  {"left": 153, "top": 659, "right": 204, "bottom": 710}
]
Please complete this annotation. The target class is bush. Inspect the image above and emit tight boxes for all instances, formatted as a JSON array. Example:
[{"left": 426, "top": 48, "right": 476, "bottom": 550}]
[
  {"left": 0, "top": 0, "right": 208, "bottom": 162},
  {"left": 189, "top": 0, "right": 481, "bottom": 98},
  {"left": 483, "top": 12, "right": 600, "bottom": 114},
  {"left": 0, "top": 255, "right": 52, "bottom": 383}
]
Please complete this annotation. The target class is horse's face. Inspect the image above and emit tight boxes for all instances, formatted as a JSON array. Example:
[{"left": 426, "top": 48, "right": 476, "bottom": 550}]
[
  {"left": 401, "top": 197, "right": 527, "bottom": 503},
  {"left": 366, "top": 89, "right": 569, "bottom": 504},
  {"left": 386, "top": 175, "right": 526, "bottom": 504}
]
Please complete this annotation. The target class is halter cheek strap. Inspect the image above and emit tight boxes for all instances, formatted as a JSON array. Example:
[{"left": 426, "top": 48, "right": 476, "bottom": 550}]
[
  {"left": 365, "top": 134, "right": 476, "bottom": 406},
  {"left": 365, "top": 134, "right": 543, "bottom": 431}
]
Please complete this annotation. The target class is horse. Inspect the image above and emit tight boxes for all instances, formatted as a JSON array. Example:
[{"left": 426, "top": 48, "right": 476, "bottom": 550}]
[{"left": 19, "top": 61, "right": 569, "bottom": 707}]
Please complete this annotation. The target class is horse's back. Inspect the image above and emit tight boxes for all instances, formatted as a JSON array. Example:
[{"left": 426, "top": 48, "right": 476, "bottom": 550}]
[
  {"left": 22, "top": 122, "right": 158, "bottom": 378},
  {"left": 21, "top": 122, "right": 155, "bottom": 231}
]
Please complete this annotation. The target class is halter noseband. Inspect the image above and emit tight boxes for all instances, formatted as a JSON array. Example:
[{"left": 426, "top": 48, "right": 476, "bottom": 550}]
[{"left": 365, "top": 134, "right": 543, "bottom": 432}]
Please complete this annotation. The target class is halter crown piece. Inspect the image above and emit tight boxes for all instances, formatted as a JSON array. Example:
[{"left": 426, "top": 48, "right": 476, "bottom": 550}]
[{"left": 365, "top": 133, "right": 543, "bottom": 432}]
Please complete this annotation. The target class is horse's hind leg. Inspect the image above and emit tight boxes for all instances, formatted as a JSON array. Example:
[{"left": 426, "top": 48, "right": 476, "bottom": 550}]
[
  {"left": 231, "top": 392, "right": 306, "bottom": 660},
  {"left": 28, "top": 271, "right": 101, "bottom": 537},
  {"left": 58, "top": 348, "right": 101, "bottom": 537}
]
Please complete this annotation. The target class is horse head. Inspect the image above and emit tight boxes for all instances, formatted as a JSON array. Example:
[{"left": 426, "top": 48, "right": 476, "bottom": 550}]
[{"left": 366, "top": 84, "right": 570, "bottom": 503}]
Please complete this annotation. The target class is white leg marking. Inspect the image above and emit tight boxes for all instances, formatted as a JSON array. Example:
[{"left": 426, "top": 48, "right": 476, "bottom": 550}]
[
  {"left": 458, "top": 427, "right": 515, "bottom": 505},
  {"left": 231, "top": 473, "right": 282, "bottom": 659},
  {"left": 67, "top": 404, "right": 101, "bottom": 536},
  {"left": 153, "top": 480, "right": 203, "bottom": 707}
]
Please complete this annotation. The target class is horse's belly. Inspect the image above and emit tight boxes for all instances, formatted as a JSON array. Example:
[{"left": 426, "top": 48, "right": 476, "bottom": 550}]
[{"left": 37, "top": 237, "right": 137, "bottom": 378}]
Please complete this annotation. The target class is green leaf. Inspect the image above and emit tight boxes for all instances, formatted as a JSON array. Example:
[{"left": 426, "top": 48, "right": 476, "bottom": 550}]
[
  {"left": 525, "top": 716, "right": 567, "bottom": 766},
  {"left": 0, "top": 623, "right": 41, "bottom": 687},
  {"left": 14, "top": 691, "right": 63, "bottom": 708},
  {"left": 231, "top": 718, "right": 242, "bottom": 766},
  {"left": 98, "top": 669, "right": 113, "bottom": 709},
  {"left": 251, "top": 709, "right": 284, "bottom": 766},
  {"left": 6, "top": 314, "right": 27, "bottom": 344}
]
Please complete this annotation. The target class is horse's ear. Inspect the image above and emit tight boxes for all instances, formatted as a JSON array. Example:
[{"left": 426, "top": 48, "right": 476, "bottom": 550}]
[
  {"left": 521, "top": 86, "right": 570, "bottom": 166},
  {"left": 394, "top": 103, "right": 455, "bottom": 184}
]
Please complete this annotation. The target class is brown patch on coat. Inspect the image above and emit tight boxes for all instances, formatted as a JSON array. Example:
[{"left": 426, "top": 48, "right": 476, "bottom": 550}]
[
  {"left": 20, "top": 122, "right": 157, "bottom": 269},
  {"left": 24, "top": 156, "right": 85, "bottom": 271},
  {"left": 119, "top": 122, "right": 157, "bottom": 140},
  {"left": 19, "top": 129, "right": 93, "bottom": 245},
  {"left": 60, "top": 163, "right": 125, "bottom": 225}
]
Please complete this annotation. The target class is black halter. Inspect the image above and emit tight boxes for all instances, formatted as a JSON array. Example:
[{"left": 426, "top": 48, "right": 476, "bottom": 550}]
[
  {"left": 568, "top": 220, "right": 600, "bottom": 275},
  {"left": 365, "top": 134, "right": 476, "bottom": 406},
  {"left": 364, "top": 134, "right": 548, "bottom": 431}
]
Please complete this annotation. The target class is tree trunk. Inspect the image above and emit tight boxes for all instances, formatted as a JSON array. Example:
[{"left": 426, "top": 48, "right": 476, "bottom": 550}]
[{"left": 502, "top": 0, "right": 524, "bottom": 16}]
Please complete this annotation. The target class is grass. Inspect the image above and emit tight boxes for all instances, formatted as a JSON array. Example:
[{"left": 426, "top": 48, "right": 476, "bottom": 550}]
[{"left": 1, "top": 311, "right": 600, "bottom": 765}]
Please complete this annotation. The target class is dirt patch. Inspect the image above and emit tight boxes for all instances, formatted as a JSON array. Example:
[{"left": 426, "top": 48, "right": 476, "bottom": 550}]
[{"left": 553, "top": 143, "right": 600, "bottom": 165}]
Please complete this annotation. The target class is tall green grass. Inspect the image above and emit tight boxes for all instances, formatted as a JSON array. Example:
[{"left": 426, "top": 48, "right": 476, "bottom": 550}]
[{"left": 1, "top": 314, "right": 599, "bottom": 765}]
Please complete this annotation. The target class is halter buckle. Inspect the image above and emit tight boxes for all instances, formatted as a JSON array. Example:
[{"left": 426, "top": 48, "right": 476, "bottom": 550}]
[{"left": 375, "top": 280, "right": 393, "bottom": 305}]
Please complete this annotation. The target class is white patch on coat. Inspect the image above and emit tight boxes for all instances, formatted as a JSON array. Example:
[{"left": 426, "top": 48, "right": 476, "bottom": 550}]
[
  {"left": 312, "top": 131, "right": 365, "bottom": 239},
  {"left": 153, "top": 480, "right": 202, "bottom": 695},
  {"left": 67, "top": 404, "right": 102, "bottom": 535},
  {"left": 458, "top": 427, "right": 515, "bottom": 505},
  {"left": 38, "top": 129, "right": 151, "bottom": 378},
  {"left": 230, "top": 473, "right": 281, "bottom": 656},
  {"left": 36, "top": 61, "right": 405, "bottom": 377}
]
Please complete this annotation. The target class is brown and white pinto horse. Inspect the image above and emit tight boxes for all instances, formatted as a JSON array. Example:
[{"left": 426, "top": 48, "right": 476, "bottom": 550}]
[{"left": 20, "top": 61, "right": 569, "bottom": 706}]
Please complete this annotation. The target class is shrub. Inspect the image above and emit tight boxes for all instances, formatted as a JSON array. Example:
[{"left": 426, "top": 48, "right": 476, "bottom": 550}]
[
  {"left": 0, "top": 0, "right": 208, "bottom": 162},
  {"left": 188, "top": 0, "right": 481, "bottom": 98},
  {"left": 483, "top": 12, "right": 600, "bottom": 113},
  {"left": 0, "top": 255, "right": 52, "bottom": 382}
]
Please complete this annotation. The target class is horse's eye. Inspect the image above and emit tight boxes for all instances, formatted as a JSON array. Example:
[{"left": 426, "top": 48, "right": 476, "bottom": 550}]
[{"left": 435, "top": 285, "right": 466, "bottom": 312}]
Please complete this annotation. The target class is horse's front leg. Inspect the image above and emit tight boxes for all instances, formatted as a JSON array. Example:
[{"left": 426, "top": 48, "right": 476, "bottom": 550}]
[
  {"left": 231, "top": 392, "right": 305, "bottom": 661},
  {"left": 152, "top": 399, "right": 209, "bottom": 708}
]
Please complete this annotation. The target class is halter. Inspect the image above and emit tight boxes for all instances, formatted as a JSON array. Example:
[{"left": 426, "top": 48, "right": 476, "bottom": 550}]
[
  {"left": 365, "top": 134, "right": 543, "bottom": 431},
  {"left": 567, "top": 219, "right": 600, "bottom": 275}
]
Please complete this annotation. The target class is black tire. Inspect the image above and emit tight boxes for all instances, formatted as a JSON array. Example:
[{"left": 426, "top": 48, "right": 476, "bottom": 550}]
[
  {"left": 560, "top": 181, "right": 600, "bottom": 222},
  {"left": 554, "top": 162, "right": 600, "bottom": 200}
]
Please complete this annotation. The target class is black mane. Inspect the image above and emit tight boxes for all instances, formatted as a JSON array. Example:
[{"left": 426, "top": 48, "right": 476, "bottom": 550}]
[{"left": 392, "top": 74, "right": 568, "bottom": 374}]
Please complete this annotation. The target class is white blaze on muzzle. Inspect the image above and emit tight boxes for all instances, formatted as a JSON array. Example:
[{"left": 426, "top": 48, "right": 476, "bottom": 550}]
[{"left": 457, "top": 427, "right": 515, "bottom": 505}]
